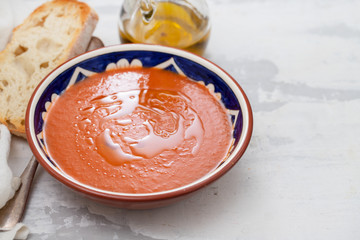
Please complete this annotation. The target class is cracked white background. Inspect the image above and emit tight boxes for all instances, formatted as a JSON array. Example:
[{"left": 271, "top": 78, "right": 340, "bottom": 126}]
[{"left": 2, "top": 0, "right": 360, "bottom": 239}]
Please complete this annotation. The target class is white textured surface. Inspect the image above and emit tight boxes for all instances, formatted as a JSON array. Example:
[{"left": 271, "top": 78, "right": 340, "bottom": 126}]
[{"left": 2, "top": 0, "right": 360, "bottom": 239}]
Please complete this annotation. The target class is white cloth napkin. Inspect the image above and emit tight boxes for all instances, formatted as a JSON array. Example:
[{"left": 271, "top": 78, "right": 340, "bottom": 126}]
[
  {"left": 0, "top": 125, "right": 29, "bottom": 240},
  {"left": 0, "top": 1, "right": 30, "bottom": 239},
  {"left": 0, "top": 224, "right": 29, "bottom": 240},
  {"left": 0, "top": 125, "right": 21, "bottom": 209}
]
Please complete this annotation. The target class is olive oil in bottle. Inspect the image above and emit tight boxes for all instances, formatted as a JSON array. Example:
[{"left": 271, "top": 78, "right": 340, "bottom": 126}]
[{"left": 119, "top": 0, "right": 210, "bottom": 55}]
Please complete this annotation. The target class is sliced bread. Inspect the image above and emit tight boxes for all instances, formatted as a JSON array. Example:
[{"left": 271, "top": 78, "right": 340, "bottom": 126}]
[{"left": 0, "top": 0, "right": 98, "bottom": 138}]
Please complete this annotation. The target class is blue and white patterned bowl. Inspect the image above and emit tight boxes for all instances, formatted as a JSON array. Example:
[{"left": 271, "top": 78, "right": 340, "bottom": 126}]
[{"left": 26, "top": 44, "right": 253, "bottom": 208}]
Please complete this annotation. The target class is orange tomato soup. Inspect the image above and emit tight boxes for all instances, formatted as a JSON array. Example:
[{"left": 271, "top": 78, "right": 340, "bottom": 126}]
[{"left": 44, "top": 67, "right": 232, "bottom": 193}]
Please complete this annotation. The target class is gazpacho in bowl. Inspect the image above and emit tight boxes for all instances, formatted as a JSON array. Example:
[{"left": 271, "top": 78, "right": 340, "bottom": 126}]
[{"left": 26, "top": 44, "right": 253, "bottom": 208}]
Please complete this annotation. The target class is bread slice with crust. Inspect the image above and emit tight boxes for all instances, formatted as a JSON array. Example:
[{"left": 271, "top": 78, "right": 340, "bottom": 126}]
[{"left": 0, "top": 0, "right": 98, "bottom": 138}]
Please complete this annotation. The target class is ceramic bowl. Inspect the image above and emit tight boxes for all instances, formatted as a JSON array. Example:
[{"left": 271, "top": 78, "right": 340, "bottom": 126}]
[{"left": 26, "top": 44, "right": 253, "bottom": 209}]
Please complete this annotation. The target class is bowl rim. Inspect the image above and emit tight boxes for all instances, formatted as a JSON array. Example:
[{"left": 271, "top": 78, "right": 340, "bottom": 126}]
[{"left": 25, "top": 43, "right": 253, "bottom": 202}]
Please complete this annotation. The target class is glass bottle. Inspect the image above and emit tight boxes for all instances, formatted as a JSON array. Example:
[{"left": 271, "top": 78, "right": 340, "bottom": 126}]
[{"left": 118, "top": 0, "right": 210, "bottom": 55}]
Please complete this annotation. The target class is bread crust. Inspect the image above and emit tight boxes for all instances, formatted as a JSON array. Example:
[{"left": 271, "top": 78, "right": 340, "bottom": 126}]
[{"left": 0, "top": 0, "right": 98, "bottom": 138}]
